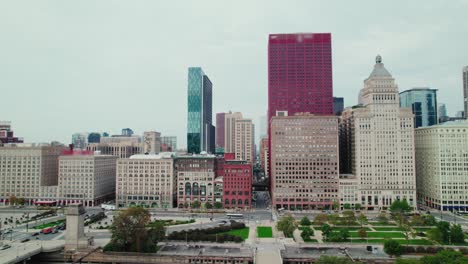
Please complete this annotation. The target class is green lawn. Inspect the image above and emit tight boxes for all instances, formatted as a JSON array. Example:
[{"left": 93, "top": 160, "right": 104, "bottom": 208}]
[
  {"left": 414, "top": 227, "right": 433, "bottom": 232},
  {"left": 372, "top": 227, "right": 405, "bottom": 231},
  {"left": 349, "top": 231, "right": 406, "bottom": 238},
  {"left": 257, "top": 226, "right": 273, "bottom": 238},
  {"left": 368, "top": 222, "right": 397, "bottom": 226},
  {"left": 314, "top": 226, "right": 371, "bottom": 231},
  {"left": 33, "top": 220, "right": 65, "bottom": 230},
  {"left": 350, "top": 239, "right": 432, "bottom": 245},
  {"left": 221, "top": 227, "right": 250, "bottom": 240}
]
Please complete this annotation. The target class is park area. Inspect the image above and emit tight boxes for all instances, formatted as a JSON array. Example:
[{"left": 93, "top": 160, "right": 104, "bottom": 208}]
[{"left": 257, "top": 226, "right": 273, "bottom": 238}]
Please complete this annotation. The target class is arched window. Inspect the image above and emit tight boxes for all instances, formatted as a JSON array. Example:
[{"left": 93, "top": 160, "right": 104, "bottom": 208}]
[
  {"left": 193, "top": 183, "right": 199, "bottom": 195},
  {"left": 200, "top": 184, "right": 206, "bottom": 196},
  {"left": 245, "top": 200, "right": 249, "bottom": 205},
  {"left": 225, "top": 199, "right": 229, "bottom": 205},
  {"left": 238, "top": 199, "right": 242, "bottom": 205},
  {"left": 185, "top": 182, "right": 191, "bottom": 195},
  {"left": 231, "top": 199, "right": 236, "bottom": 205}
]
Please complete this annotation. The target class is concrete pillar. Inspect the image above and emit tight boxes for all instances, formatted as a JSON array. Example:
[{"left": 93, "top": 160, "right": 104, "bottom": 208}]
[{"left": 65, "top": 203, "right": 91, "bottom": 251}]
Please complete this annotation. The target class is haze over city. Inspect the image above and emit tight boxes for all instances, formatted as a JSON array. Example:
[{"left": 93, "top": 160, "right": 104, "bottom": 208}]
[{"left": 1, "top": 0, "right": 468, "bottom": 146}]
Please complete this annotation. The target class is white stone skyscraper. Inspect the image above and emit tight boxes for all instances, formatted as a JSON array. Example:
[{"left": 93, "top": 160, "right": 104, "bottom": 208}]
[
  {"left": 463, "top": 66, "right": 468, "bottom": 118},
  {"left": 340, "top": 55, "right": 416, "bottom": 210}
]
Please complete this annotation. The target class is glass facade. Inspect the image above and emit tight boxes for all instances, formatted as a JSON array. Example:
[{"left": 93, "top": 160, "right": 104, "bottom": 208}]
[
  {"left": 399, "top": 88, "right": 438, "bottom": 128},
  {"left": 187, "top": 67, "right": 215, "bottom": 154}
]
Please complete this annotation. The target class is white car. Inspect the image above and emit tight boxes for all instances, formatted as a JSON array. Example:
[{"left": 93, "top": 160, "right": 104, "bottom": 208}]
[{"left": 0, "top": 244, "right": 12, "bottom": 250}]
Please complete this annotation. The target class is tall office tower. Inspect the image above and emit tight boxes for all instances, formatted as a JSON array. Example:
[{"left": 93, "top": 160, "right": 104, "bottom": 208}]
[
  {"left": 174, "top": 154, "right": 216, "bottom": 208},
  {"left": 223, "top": 159, "right": 252, "bottom": 209},
  {"left": 464, "top": 66, "right": 468, "bottom": 118},
  {"left": 234, "top": 118, "right": 254, "bottom": 163},
  {"left": 415, "top": 121, "right": 468, "bottom": 211},
  {"left": 224, "top": 111, "right": 243, "bottom": 153},
  {"left": 0, "top": 144, "right": 64, "bottom": 205},
  {"left": 160, "top": 136, "right": 177, "bottom": 151},
  {"left": 333, "top": 97, "right": 344, "bottom": 115},
  {"left": 71, "top": 133, "right": 89, "bottom": 149},
  {"left": 57, "top": 153, "right": 117, "bottom": 207},
  {"left": 456, "top": 111, "right": 465, "bottom": 118},
  {"left": 268, "top": 33, "right": 333, "bottom": 125},
  {"left": 399, "top": 88, "right": 438, "bottom": 128},
  {"left": 259, "top": 137, "right": 269, "bottom": 176},
  {"left": 340, "top": 56, "right": 416, "bottom": 210},
  {"left": 438, "top": 103, "right": 448, "bottom": 120},
  {"left": 216, "top": 113, "right": 226, "bottom": 150},
  {"left": 0, "top": 121, "right": 23, "bottom": 145},
  {"left": 116, "top": 153, "right": 174, "bottom": 208},
  {"left": 143, "top": 131, "right": 161, "bottom": 154},
  {"left": 121, "top": 128, "right": 134, "bottom": 136},
  {"left": 270, "top": 113, "right": 339, "bottom": 210},
  {"left": 187, "top": 67, "right": 215, "bottom": 154}
]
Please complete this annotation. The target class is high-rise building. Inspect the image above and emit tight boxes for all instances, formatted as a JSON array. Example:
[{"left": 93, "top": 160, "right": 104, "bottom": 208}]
[
  {"left": 463, "top": 66, "right": 468, "bottom": 118},
  {"left": 57, "top": 153, "right": 117, "bottom": 207},
  {"left": 415, "top": 120, "right": 468, "bottom": 211},
  {"left": 0, "top": 121, "right": 23, "bottom": 145},
  {"left": 234, "top": 118, "right": 254, "bottom": 164},
  {"left": 174, "top": 154, "right": 216, "bottom": 208},
  {"left": 333, "top": 97, "right": 344, "bottom": 115},
  {"left": 456, "top": 111, "right": 465, "bottom": 118},
  {"left": 259, "top": 137, "right": 269, "bottom": 176},
  {"left": 438, "top": 103, "right": 448, "bottom": 120},
  {"left": 116, "top": 153, "right": 174, "bottom": 208},
  {"left": 224, "top": 112, "right": 243, "bottom": 153},
  {"left": 223, "top": 159, "right": 252, "bottom": 209},
  {"left": 271, "top": 113, "right": 339, "bottom": 210},
  {"left": 143, "top": 131, "right": 161, "bottom": 154},
  {"left": 187, "top": 67, "right": 215, "bottom": 154},
  {"left": 0, "top": 144, "right": 64, "bottom": 205},
  {"left": 399, "top": 88, "right": 438, "bottom": 128},
  {"left": 121, "top": 128, "right": 134, "bottom": 136},
  {"left": 268, "top": 33, "right": 333, "bottom": 125},
  {"left": 71, "top": 133, "right": 89, "bottom": 149},
  {"left": 340, "top": 55, "right": 416, "bottom": 210},
  {"left": 161, "top": 136, "right": 177, "bottom": 151},
  {"left": 216, "top": 113, "right": 226, "bottom": 150}
]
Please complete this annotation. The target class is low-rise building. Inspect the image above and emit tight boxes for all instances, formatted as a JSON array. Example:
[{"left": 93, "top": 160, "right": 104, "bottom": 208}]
[
  {"left": 116, "top": 153, "right": 175, "bottom": 208},
  {"left": 57, "top": 154, "right": 117, "bottom": 206},
  {"left": 223, "top": 160, "right": 252, "bottom": 209},
  {"left": 415, "top": 120, "right": 468, "bottom": 211},
  {"left": 87, "top": 141, "right": 143, "bottom": 158}
]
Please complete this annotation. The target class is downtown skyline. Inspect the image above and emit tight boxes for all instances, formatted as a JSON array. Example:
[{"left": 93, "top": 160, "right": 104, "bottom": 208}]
[{"left": 1, "top": 1, "right": 468, "bottom": 147}]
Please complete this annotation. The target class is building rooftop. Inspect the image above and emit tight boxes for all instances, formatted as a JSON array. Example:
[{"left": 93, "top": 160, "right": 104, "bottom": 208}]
[
  {"left": 129, "top": 152, "right": 175, "bottom": 159},
  {"left": 400, "top": 87, "right": 438, "bottom": 94},
  {"left": 367, "top": 55, "right": 392, "bottom": 79},
  {"left": 282, "top": 246, "right": 388, "bottom": 261},
  {"left": 158, "top": 244, "right": 253, "bottom": 258}
]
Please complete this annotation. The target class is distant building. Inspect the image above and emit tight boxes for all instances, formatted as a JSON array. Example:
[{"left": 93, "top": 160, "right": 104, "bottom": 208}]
[
  {"left": 415, "top": 120, "right": 468, "bottom": 211},
  {"left": 0, "top": 144, "right": 64, "bottom": 205},
  {"left": 71, "top": 133, "right": 89, "bottom": 149},
  {"left": 175, "top": 154, "right": 216, "bottom": 208},
  {"left": 340, "top": 55, "right": 416, "bottom": 210},
  {"left": 399, "top": 88, "right": 438, "bottom": 128},
  {"left": 271, "top": 113, "right": 339, "bottom": 210},
  {"left": 438, "top": 103, "right": 448, "bottom": 120},
  {"left": 224, "top": 112, "right": 243, "bottom": 153},
  {"left": 187, "top": 67, "right": 215, "bottom": 154},
  {"left": 57, "top": 154, "right": 117, "bottom": 206},
  {"left": 0, "top": 121, "right": 23, "bottom": 145},
  {"left": 259, "top": 137, "right": 269, "bottom": 176},
  {"left": 143, "top": 131, "right": 161, "bottom": 154},
  {"left": 259, "top": 115, "right": 267, "bottom": 139},
  {"left": 121, "top": 128, "right": 134, "bottom": 136},
  {"left": 223, "top": 159, "right": 252, "bottom": 209},
  {"left": 333, "top": 97, "right": 344, "bottom": 115},
  {"left": 116, "top": 153, "right": 174, "bottom": 208},
  {"left": 339, "top": 174, "right": 360, "bottom": 210},
  {"left": 216, "top": 113, "right": 226, "bottom": 149},
  {"left": 161, "top": 136, "right": 177, "bottom": 151},
  {"left": 456, "top": 111, "right": 465, "bottom": 118},
  {"left": 234, "top": 118, "right": 254, "bottom": 164},
  {"left": 87, "top": 133, "right": 101, "bottom": 143},
  {"left": 87, "top": 141, "right": 142, "bottom": 158},
  {"left": 100, "top": 135, "right": 141, "bottom": 144},
  {"left": 463, "top": 66, "right": 468, "bottom": 118}
]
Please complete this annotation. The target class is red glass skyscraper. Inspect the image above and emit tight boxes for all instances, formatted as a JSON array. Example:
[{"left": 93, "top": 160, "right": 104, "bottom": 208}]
[{"left": 268, "top": 33, "right": 333, "bottom": 122}]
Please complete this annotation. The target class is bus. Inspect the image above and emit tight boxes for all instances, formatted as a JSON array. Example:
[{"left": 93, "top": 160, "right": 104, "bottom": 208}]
[{"left": 226, "top": 213, "right": 244, "bottom": 219}]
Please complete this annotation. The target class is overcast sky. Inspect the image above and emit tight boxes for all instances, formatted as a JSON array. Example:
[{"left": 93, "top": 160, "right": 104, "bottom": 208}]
[{"left": 1, "top": 1, "right": 467, "bottom": 148}]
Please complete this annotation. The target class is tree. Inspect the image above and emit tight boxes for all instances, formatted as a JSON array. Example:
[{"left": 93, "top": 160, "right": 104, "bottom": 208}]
[
  {"left": 358, "top": 228, "right": 367, "bottom": 240},
  {"left": 148, "top": 221, "right": 166, "bottom": 245},
  {"left": 395, "top": 259, "right": 420, "bottom": 264},
  {"left": 450, "top": 224, "right": 464, "bottom": 243},
  {"left": 384, "top": 239, "right": 403, "bottom": 257},
  {"left": 436, "top": 221, "right": 450, "bottom": 244},
  {"left": 314, "top": 214, "right": 328, "bottom": 225},
  {"left": 423, "top": 214, "right": 436, "bottom": 226},
  {"left": 332, "top": 200, "right": 340, "bottom": 210},
  {"left": 191, "top": 200, "right": 201, "bottom": 209},
  {"left": 377, "top": 212, "right": 389, "bottom": 224},
  {"left": 410, "top": 215, "right": 426, "bottom": 226},
  {"left": 420, "top": 250, "right": 468, "bottom": 264},
  {"left": 354, "top": 204, "right": 361, "bottom": 210},
  {"left": 316, "top": 256, "right": 356, "bottom": 264},
  {"left": 339, "top": 229, "right": 350, "bottom": 241},
  {"left": 321, "top": 224, "right": 332, "bottom": 240},
  {"left": 276, "top": 214, "right": 297, "bottom": 238},
  {"left": 300, "top": 216, "right": 311, "bottom": 226},
  {"left": 342, "top": 211, "right": 356, "bottom": 226},
  {"left": 401, "top": 221, "right": 415, "bottom": 246},
  {"left": 9, "top": 195, "right": 17, "bottom": 205},
  {"left": 214, "top": 202, "right": 223, "bottom": 209},
  {"left": 390, "top": 199, "right": 411, "bottom": 214},
  {"left": 301, "top": 226, "right": 314, "bottom": 241},
  {"left": 343, "top": 203, "right": 351, "bottom": 210},
  {"left": 205, "top": 202, "right": 213, "bottom": 210},
  {"left": 108, "top": 207, "right": 154, "bottom": 252},
  {"left": 183, "top": 202, "right": 189, "bottom": 209},
  {"left": 427, "top": 227, "right": 443, "bottom": 243},
  {"left": 357, "top": 213, "right": 368, "bottom": 228}
]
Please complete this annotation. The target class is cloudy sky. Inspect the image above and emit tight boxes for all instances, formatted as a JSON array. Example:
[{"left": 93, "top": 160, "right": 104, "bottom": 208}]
[{"left": 1, "top": 1, "right": 467, "bottom": 147}]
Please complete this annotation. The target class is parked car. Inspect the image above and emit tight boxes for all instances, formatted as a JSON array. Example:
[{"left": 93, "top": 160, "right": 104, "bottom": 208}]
[
  {"left": 42, "top": 227, "right": 53, "bottom": 234},
  {"left": 0, "top": 244, "right": 12, "bottom": 250},
  {"left": 32, "top": 232, "right": 40, "bottom": 236},
  {"left": 20, "top": 238, "right": 30, "bottom": 243}
]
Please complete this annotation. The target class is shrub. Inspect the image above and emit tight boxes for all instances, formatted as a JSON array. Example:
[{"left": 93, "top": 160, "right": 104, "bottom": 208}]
[
  {"left": 384, "top": 239, "right": 403, "bottom": 257},
  {"left": 415, "top": 246, "right": 427, "bottom": 253}
]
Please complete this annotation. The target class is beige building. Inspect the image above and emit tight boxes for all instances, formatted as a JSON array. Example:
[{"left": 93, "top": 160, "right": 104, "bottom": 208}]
[
  {"left": 271, "top": 113, "right": 339, "bottom": 210},
  {"left": 57, "top": 154, "right": 117, "bottom": 207},
  {"left": 339, "top": 174, "right": 360, "bottom": 210},
  {"left": 415, "top": 121, "right": 468, "bottom": 211},
  {"left": 224, "top": 112, "right": 243, "bottom": 153},
  {"left": 116, "top": 153, "right": 174, "bottom": 208},
  {"left": 87, "top": 141, "right": 143, "bottom": 158},
  {"left": 0, "top": 144, "right": 64, "bottom": 205},
  {"left": 143, "top": 131, "right": 161, "bottom": 154},
  {"left": 340, "top": 55, "right": 416, "bottom": 210},
  {"left": 234, "top": 118, "right": 254, "bottom": 163}
]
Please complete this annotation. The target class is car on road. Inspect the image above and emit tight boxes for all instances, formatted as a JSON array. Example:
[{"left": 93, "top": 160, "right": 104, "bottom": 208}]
[
  {"left": 32, "top": 232, "right": 40, "bottom": 236},
  {"left": 42, "top": 227, "right": 53, "bottom": 234},
  {"left": 4, "top": 229, "right": 13, "bottom": 234},
  {"left": 20, "top": 238, "right": 30, "bottom": 243},
  {"left": 0, "top": 244, "right": 12, "bottom": 250}
]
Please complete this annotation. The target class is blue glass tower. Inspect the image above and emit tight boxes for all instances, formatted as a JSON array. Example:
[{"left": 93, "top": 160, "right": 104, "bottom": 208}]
[
  {"left": 187, "top": 67, "right": 215, "bottom": 154},
  {"left": 399, "top": 88, "right": 438, "bottom": 128}
]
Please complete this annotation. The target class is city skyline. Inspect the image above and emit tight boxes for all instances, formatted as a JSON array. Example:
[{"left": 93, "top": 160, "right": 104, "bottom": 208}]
[{"left": 1, "top": 1, "right": 468, "bottom": 147}]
